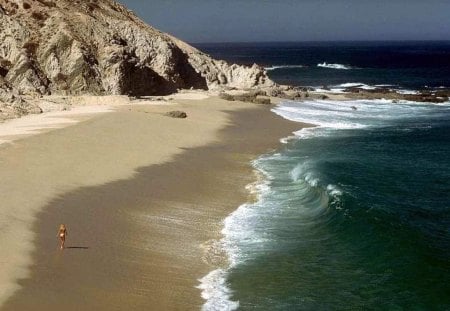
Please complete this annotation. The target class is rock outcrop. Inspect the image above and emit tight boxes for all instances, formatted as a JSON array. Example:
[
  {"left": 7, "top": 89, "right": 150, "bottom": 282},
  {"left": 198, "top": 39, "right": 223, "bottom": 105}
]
[
  {"left": 0, "top": 0, "right": 273, "bottom": 119},
  {"left": 165, "top": 110, "right": 187, "bottom": 119}
]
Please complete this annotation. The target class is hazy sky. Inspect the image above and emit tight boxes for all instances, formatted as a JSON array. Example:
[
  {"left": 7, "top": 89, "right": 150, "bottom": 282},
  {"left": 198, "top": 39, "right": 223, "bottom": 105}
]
[{"left": 119, "top": 0, "right": 450, "bottom": 43}]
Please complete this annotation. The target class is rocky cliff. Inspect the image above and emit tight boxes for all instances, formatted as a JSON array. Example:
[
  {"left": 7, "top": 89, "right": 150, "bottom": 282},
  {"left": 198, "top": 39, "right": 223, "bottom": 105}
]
[{"left": 0, "top": 0, "right": 273, "bottom": 119}]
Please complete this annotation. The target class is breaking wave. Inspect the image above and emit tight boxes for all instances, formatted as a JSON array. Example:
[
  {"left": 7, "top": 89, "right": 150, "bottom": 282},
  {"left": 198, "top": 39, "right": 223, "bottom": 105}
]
[
  {"left": 317, "top": 62, "right": 354, "bottom": 70},
  {"left": 265, "top": 65, "right": 305, "bottom": 71}
]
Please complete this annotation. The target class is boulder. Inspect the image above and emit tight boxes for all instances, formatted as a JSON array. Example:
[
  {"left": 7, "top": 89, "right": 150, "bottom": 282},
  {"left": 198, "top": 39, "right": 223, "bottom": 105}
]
[
  {"left": 165, "top": 111, "right": 187, "bottom": 118},
  {"left": 254, "top": 97, "right": 271, "bottom": 105}
]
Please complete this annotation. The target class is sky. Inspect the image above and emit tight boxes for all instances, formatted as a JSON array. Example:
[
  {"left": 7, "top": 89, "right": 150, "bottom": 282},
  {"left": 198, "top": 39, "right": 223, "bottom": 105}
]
[{"left": 119, "top": 0, "right": 450, "bottom": 43}]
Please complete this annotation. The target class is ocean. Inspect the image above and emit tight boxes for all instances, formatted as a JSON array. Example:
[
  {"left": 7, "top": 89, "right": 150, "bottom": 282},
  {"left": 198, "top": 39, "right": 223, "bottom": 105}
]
[
  {"left": 194, "top": 42, "right": 450, "bottom": 310},
  {"left": 195, "top": 41, "right": 450, "bottom": 91}
]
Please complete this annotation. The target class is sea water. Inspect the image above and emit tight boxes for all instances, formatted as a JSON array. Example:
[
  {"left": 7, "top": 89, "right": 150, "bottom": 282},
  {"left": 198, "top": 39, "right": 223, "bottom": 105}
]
[
  {"left": 195, "top": 41, "right": 450, "bottom": 90},
  {"left": 195, "top": 42, "right": 450, "bottom": 310}
]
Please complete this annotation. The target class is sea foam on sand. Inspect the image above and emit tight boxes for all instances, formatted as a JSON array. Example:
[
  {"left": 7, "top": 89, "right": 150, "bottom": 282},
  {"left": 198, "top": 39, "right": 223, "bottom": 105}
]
[{"left": 0, "top": 92, "right": 245, "bottom": 308}]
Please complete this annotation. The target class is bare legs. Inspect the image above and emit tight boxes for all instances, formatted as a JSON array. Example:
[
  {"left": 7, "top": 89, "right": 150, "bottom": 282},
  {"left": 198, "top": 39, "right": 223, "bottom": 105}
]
[
  {"left": 59, "top": 236, "right": 65, "bottom": 250},
  {"left": 58, "top": 225, "right": 67, "bottom": 250}
]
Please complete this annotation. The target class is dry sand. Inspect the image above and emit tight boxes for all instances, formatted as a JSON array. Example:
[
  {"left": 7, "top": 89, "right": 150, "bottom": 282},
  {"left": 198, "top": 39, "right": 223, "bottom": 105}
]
[
  {"left": 0, "top": 95, "right": 304, "bottom": 310},
  {"left": 0, "top": 94, "right": 184, "bottom": 146},
  {"left": 0, "top": 105, "right": 114, "bottom": 145}
]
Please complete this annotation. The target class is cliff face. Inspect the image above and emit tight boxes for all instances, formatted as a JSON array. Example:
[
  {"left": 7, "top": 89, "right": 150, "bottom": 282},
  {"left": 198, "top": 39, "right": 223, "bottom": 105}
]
[{"left": 0, "top": 0, "right": 273, "bottom": 111}]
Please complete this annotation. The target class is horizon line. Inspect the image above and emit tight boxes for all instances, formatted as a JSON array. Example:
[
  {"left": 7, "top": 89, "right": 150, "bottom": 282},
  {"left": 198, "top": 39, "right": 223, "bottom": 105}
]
[{"left": 190, "top": 39, "right": 450, "bottom": 45}]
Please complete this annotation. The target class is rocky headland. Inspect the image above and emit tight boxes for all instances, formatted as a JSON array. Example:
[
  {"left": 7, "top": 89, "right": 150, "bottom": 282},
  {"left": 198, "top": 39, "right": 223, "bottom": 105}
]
[
  {"left": 1, "top": 0, "right": 448, "bottom": 123},
  {"left": 0, "top": 0, "right": 274, "bottom": 121}
]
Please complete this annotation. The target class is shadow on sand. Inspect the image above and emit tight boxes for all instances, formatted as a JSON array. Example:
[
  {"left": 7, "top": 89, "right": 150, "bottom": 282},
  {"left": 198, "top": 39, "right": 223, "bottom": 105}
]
[{"left": 65, "top": 246, "right": 89, "bottom": 250}]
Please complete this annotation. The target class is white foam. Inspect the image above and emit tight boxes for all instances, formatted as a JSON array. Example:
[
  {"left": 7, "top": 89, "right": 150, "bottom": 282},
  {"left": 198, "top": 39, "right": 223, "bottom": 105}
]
[
  {"left": 280, "top": 135, "right": 298, "bottom": 144},
  {"left": 313, "top": 83, "right": 403, "bottom": 94},
  {"left": 198, "top": 146, "right": 352, "bottom": 309},
  {"left": 292, "top": 127, "right": 327, "bottom": 140},
  {"left": 265, "top": 65, "right": 305, "bottom": 71},
  {"left": 327, "top": 184, "right": 342, "bottom": 197},
  {"left": 338, "top": 83, "right": 364, "bottom": 87},
  {"left": 326, "top": 185, "right": 343, "bottom": 210},
  {"left": 290, "top": 162, "right": 322, "bottom": 189},
  {"left": 314, "top": 83, "right": 383, "bottom": 93},
  {"left": 358, "top": 85, "right": 377, "bottom": 90},
  {"left": 272, "top": 100, "right": 368, "bottom": 130},
  {"left": 197, "top": 269, "right": 239, "bottom": 311},
  {"left": 329, "top": 83, "right": 427, "bottom": 95},
  {"left": 198, "top": 168, "right": 273, "bottom": 310},
  {"left": 312, "top": 88, "right": 346, "bottom": 94},
  {"left": 290, "top": 163, "right": 304, "bottom": 182},
  {"left": 395, "top": 89, "right": 420, "bottom": 95},
  {"left": 272, "top": 98, "right": 446, "bottom": 139},
  {"left": 317, "top": 62, "right": 353, "bottom": 70},
  {"left": 336, "top": 82, "right": 377, "bottom": 90},
  {"left": 197, "top": 201, "right": 256, "bottom": 310},
  {"left": 199, "top": 96, "right": 450, "bottom": 309}
]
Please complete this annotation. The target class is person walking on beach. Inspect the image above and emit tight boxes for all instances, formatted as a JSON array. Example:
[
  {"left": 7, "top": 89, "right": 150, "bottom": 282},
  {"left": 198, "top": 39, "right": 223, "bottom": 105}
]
[{"left": 58, "top": 224, "right": 68, "bottom": 250}]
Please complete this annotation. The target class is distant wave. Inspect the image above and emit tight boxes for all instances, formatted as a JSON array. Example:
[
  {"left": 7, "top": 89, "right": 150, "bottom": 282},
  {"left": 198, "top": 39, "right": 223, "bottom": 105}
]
[
  {"left": 272, "top": 98, "right": 450, "bottom": 134},
  {"left": 396, "top": 89, "right": 420, "bottom": 95},
  {"left": 312, "top": 83, "right": 376, "bottom": 94},
  {"left": 312, "top": 82, "right": 444, "bottom": 96},
  {"left": 317, "top": 62, "right": 353, "bottom": 70},
  {"left": 265, "top": 65, "right": 305, "bottom": 71},
  {"left": 336, "top": 82, "right": 377, "bottom": 90},
  {"left": 334, "top": 83, "right": 422, "bottom": 94}
]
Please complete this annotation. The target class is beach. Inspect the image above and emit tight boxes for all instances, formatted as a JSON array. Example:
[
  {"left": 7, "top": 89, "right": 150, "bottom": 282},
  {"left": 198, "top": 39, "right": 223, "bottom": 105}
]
[
  {"left": 1, "top": 0, "right": 448, "bottom": 307},
  {"left": 0, "top": 95, "right": 302, "bottom": 310}
]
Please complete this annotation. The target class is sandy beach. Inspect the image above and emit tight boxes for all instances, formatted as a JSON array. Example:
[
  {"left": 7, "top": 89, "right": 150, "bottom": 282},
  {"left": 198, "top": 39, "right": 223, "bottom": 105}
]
[{"left": 0, "top": 95, "right": 303, "bottom": 310}]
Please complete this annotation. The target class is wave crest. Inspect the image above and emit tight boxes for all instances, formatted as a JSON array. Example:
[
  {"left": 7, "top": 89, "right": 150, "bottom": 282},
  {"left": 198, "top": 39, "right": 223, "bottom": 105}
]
[
  {"left": 317, "top": 62, "right": 354, "bottom": 70},
  {"left": 265, "top": 65, "right": 305, "bottom": 71}
]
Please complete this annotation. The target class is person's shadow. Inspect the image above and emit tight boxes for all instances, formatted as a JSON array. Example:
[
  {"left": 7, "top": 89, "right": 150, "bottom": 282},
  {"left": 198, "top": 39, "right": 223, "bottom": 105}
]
[{"left": 65, "top": 246, "right": 89, "bottom": 249}]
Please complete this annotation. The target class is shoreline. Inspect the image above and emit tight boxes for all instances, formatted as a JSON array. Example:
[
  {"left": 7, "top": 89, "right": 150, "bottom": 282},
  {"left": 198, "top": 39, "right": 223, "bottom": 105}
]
[{"left": 0, "top": 96, "right": 304, "bottom": 310}]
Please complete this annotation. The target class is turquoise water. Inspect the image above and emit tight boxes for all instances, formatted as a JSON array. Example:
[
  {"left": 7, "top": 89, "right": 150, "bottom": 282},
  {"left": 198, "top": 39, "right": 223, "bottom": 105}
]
[
  {"left": 196, "top": 41, "right": 450, "bottom": 310},
  {"left": 200, "top": 100, "right": 450, "bottom": 310}
]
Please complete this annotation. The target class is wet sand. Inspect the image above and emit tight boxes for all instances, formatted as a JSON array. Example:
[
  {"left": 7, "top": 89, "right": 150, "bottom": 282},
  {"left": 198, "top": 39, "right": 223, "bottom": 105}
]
[{"left": 1, "top": 99, "right": 304, "bottom": 310}]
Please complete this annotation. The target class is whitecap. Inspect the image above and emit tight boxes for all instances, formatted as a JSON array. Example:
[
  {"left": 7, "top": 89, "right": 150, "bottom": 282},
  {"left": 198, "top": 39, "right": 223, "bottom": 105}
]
[
  {"left": 265, "top": 65, "right": 305, "bottom": 71},
  {"left": 312, "top": 88, "right": 346, "bottom": 94},
  {"left": 335, "top": 82, "right": 376, "bottom": 90},
  {"left": 327, "top": 184, "right": 343, "bottom": 197},
  {"left": 317, "top": 62, "right": 354, "bottom": 70},
  {"left": 395, "top": 89, "right": 420, "bottom": 95},
  {"left": 272, "top": 98, "right": 446, "bottom": 133},
  {"left": 338, "top": 82, "right": 365, "bottom": 87},
  {"left": 198, "top": 97, "right": 450, "bottom": 310}
]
